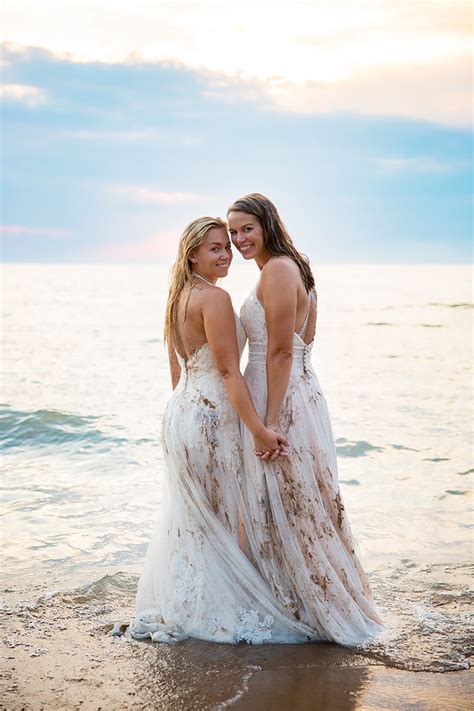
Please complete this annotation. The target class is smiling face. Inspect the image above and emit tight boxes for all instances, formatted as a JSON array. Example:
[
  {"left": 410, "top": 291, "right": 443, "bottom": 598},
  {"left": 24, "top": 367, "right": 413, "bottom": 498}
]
[
  {"left": 189, "top": 227, "right": 233, "bottom": 282},
  {"left": 228, "top": 211, "right": 270, "bottom": 265}
]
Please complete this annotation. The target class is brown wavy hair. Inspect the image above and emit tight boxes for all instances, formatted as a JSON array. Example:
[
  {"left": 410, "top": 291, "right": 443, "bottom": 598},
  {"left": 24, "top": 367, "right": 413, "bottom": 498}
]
[
  {"left": 227, "top": 193, "right": 315, "bottom": 292},
  {"left": 164, "top": 216, "right": 228, "bottom": 343}
]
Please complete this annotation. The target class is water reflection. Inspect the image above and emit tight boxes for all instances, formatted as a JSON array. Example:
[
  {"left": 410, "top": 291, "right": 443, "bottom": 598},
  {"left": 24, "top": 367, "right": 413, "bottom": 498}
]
[{"left": 138, "top": 640, "right": 371, "bottom": 711}]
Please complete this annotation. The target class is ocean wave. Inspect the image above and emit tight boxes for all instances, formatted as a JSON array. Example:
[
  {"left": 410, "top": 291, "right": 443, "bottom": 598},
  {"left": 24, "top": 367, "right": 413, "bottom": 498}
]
[
  {"left": 368, "top": 561, "right": 473, "bottom": 672},
  {"left": 0, "top": 404, "right": 128, "bottom": 450},
  {"left": 59, "top": 571, "right": 139, "bottom": 604}
]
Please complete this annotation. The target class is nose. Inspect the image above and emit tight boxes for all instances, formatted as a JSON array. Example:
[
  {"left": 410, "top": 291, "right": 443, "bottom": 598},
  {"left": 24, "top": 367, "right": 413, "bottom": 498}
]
[{"left": 232, "top": 231, "right": 244, "bottom": 247}]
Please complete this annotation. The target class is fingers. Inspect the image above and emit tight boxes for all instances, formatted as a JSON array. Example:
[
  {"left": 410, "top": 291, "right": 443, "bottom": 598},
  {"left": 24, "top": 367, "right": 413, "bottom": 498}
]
[
  {"left": 255, "top": 449, "right": 290, "bottom": 460},
  {"left": 254, "top": 446, "right": 291, "bottom": 460},
  {"left": 255, "top": 449, "right": 274, "bottom": 460}
]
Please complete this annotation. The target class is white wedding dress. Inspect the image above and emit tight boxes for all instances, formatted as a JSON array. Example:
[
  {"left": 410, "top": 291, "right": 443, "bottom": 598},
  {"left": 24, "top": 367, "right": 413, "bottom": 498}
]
[
  {"left": 237, "top": 287, "right": 383, "bottom": 645},
  {"left": 129, "top": 316, "right": 322, "bottom": 644},
  {"left": 129, "top": 294, "right": 382, "bottom": 647}
]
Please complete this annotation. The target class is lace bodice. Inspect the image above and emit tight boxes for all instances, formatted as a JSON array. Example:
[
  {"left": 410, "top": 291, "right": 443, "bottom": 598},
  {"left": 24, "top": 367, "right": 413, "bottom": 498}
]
[
  {"left": 175, "top": 313, "right": 247, "bottom": 375},
  {"left": 240, "top": 287, "right": 314, "bottom": 370}
]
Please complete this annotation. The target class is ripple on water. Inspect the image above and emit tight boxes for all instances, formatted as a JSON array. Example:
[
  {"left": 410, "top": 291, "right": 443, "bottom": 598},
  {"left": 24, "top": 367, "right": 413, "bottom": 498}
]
[
  {"left": 335, "top": 438, "right": 384, "bottom": 458},
  {"left": 391, "top": 444, "right": 421, "bottom": 452},
  {"left": 429, "top": 302, "right": 473, "bottom": 309}
]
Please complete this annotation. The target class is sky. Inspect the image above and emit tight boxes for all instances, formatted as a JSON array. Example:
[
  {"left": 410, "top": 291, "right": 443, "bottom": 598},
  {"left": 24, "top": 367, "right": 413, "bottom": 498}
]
[{"left": 1, "top": 0, "right": 472, "bottom": 263}]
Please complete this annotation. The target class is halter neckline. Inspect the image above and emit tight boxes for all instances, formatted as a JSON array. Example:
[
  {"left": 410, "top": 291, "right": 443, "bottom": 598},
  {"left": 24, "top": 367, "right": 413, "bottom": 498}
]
[{"left": 192, "top": 272, "right": 216, "bottom": 287}]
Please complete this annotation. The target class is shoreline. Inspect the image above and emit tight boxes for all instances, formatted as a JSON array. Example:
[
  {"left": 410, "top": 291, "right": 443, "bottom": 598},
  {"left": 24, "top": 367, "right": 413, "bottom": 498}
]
[{"left": 1, "top": 590, "right": 471, "bottom": 710}]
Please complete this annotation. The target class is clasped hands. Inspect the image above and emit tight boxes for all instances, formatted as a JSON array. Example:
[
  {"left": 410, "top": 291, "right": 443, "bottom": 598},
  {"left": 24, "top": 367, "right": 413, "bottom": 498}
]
[{"left": 253, "top": 423, "right": 289, "bottom": 461}]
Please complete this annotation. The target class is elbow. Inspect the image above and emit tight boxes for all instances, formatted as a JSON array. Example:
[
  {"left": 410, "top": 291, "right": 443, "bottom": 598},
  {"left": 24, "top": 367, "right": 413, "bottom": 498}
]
[
  {"left": 217, "top": 364, "right": 239, "bottom": 380},
  {"left": 267, "top": 348, "right": 293, "bottom": 366}
]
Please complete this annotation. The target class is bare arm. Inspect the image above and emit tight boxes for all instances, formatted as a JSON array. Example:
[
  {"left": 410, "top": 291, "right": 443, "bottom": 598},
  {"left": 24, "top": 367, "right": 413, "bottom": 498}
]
[
  {"left": 167, "top": 339, "right": 181, "bottom": 390},
  {"left": 203, "top": 288, "right": 287, "bottom": 454},
  {"left": 260, "top": 259, "right": 299, "bottom": 429}
]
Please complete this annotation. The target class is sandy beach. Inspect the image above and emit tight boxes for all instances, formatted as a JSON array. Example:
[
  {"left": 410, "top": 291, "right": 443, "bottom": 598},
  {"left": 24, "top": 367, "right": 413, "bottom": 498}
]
[{"left": 1, "top": 587, "right": 471, "bottom": 711}]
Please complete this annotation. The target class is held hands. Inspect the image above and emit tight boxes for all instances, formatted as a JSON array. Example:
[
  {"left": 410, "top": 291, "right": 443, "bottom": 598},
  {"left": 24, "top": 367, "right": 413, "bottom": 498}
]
[{"left": 253, "top": 423, "right": 289, "bottom": 461}]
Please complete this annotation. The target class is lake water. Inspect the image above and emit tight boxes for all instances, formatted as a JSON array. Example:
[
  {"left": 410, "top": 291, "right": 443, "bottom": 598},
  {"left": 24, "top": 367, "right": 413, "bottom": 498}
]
[{"left": 1, "top": 263, "right": 472, "bottom": 672}]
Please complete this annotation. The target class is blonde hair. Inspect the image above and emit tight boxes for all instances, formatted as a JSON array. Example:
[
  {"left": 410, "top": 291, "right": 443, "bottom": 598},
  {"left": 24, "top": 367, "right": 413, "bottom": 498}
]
[
  {"left": 164, "top": 216, "right": 228, "bottom": 343},
  {"left": 227, "top": 193, "right": 315, "bottom": 292}
]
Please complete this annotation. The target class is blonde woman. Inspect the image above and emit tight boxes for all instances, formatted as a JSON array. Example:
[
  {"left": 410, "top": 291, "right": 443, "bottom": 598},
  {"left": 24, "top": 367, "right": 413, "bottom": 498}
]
[
  {"left": 228, "top": 194, "right": 383, "bottom": 646},
  {"left": 129, "top": 217, "right": 322, "bottom": 644}
]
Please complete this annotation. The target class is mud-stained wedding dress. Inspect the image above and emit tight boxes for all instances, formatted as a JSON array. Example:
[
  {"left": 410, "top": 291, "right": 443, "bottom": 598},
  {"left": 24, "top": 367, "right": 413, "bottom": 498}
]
[
  {"left": 130, "top": 316, "right": 319, "bottom": 644},
  {"left": 129, "top": 302, "right": 382, "bottom": 646},
  {"left": 238, "top": 287, "right": 383, "bottom": 645}
]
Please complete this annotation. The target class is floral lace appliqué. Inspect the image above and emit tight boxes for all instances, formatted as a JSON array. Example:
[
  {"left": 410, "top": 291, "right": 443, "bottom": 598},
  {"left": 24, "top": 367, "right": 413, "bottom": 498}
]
[
  {"left": 170, "top": 555, "right": 200, "bottom": 626},
  {"left": 235, "top": 607, "right": 273, "bottom": 644}
]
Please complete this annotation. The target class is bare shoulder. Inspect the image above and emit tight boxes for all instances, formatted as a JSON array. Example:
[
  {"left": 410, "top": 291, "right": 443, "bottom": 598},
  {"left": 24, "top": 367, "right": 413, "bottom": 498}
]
[
  {"left": 201, "top": 284, "right": 233, "bottom": 312},
  {"left": 261, "top": 256, "right": 299, "bottom": 285}
]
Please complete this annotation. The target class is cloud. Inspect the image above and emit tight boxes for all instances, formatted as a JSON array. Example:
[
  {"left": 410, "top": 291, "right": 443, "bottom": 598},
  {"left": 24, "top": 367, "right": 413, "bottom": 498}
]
[
  {"left": 1, "top": 225, "right": 71, "bottom": 238},
  {"left": 1, "top": 43, "right": 471, "bottom": 264},
  {"left": 1, "top": 83, "right": 47, "bottom": 106},
  {"left": 91, "top": 231, "right": 180, "bottom": 261},
  {"left": 105, "top": 185, "right": 204, "bottom": 205},
  {"left": 2, "top": 1, "right": 471, "bottom": 126},
  {"left": 1, "top": 39, "right": 471, "bottom": 127},
  {"left": 375, "top": 157, "right": 465, "bottom": 175},
  {"left": 265, "top": 57, "right": 472, "bottom": 127}
]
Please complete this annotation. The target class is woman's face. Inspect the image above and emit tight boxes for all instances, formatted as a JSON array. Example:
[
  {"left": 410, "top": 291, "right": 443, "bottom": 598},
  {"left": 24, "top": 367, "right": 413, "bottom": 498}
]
[
  {"left": 228, "top": 211, "right": 266, "bottom": 261},
  {"left": 190, "top": 227, "right": 233, "bottom": 280}
]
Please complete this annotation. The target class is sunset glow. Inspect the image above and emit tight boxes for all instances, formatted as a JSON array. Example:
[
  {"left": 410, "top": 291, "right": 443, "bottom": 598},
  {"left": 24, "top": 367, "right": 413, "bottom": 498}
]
[
  {"left": 3, "top": 0, "right": 471, "bottom": 124},
  {"left": 1, "top": 1, "right": 471, "bottom": 263}
]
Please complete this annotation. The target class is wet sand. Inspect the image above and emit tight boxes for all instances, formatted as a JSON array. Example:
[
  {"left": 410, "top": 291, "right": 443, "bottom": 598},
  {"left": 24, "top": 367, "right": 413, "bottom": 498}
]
[{"left": 1, "top": 590, "right": 472, "bottom": 710}]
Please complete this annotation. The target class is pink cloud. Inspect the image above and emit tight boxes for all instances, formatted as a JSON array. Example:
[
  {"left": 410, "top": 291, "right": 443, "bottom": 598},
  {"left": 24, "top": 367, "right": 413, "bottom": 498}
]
[
  {"left": 92, "top": 231, "right": 180, "bottom": 261},
  {"left": 1, "top": 224, "right": 71, "bottom": 238}
]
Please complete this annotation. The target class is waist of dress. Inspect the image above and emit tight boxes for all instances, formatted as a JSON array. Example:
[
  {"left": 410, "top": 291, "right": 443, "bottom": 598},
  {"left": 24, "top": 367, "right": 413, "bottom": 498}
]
[{"left": 247, "top": 343, "right": 312, "bottom": 370}]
